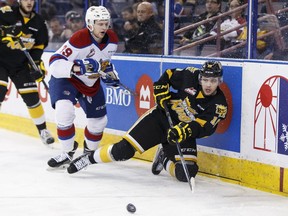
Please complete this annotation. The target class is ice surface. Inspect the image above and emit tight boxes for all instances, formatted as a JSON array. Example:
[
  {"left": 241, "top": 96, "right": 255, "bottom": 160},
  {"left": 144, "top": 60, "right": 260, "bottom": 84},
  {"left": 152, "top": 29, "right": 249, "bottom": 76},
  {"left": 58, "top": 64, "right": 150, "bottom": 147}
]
[{"left": 0, "top": 129, "right": 287, "bottom": 216}]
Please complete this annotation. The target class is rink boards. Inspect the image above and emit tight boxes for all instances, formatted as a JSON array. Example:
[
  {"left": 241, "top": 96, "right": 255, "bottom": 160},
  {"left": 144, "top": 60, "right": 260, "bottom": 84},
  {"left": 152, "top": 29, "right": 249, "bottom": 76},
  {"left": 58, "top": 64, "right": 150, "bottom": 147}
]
[{"left": 0, "top": 53, "right": 287, "bottom": 196}]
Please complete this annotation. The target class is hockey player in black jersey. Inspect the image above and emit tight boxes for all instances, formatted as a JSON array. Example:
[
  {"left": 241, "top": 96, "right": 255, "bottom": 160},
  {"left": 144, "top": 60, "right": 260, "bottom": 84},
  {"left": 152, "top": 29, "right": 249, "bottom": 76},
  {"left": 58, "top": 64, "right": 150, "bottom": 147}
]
[
  {"left": 0, "top": 0, "right": 54, "bottom": 145},
  {"left": 67, "top": 61, "right": 228, "bottom": 183}
]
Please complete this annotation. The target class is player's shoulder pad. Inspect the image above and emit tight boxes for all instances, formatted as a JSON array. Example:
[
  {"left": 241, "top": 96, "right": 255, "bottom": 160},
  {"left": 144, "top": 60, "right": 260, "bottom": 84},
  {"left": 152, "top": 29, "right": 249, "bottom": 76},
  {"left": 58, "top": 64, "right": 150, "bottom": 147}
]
[
  {"left": 185, "top": 67, "right": 199, "bottom": 73},
  {"left": 69, "top": 28, "right": 92, "bottom": 48},
  {"left": 106, "top": 29, "right": 119, "bottom": 44}
]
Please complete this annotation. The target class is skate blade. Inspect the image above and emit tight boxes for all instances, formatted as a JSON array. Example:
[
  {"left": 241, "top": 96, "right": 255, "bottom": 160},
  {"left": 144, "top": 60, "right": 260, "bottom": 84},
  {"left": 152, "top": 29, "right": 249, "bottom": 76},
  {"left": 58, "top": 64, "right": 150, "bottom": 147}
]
[
  {"left": 46, "top": 164, "right": 69, "bottom": 172},
  {"left": 191, "top": 177, "right": 196, "bottom": 193}
]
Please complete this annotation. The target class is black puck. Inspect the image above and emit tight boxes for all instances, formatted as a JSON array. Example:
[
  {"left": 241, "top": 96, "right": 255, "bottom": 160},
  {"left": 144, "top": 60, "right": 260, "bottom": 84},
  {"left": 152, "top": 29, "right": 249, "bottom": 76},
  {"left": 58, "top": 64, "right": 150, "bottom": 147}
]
[{"left": 126, "top": 203, "right": 136, "bottom": 213}]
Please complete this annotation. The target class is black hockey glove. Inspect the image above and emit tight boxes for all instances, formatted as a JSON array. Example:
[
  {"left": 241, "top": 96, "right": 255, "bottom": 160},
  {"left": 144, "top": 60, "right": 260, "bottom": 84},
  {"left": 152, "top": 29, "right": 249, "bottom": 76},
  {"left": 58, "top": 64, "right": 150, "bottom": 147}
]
[
  {"left": 153, "top": 81, "right": 171, "bottom": 109},
  {"left": 167, "top": 122, "right": 192, "bottom": 145},
  {"left": 73, "top": 58, "right": 100, "bottom": 76},
  {"left": 29, "top": 60, "right": 46, "bottom": 82},
  {"left": 1, "top": 25, "right": 23, "bottom": 43}
]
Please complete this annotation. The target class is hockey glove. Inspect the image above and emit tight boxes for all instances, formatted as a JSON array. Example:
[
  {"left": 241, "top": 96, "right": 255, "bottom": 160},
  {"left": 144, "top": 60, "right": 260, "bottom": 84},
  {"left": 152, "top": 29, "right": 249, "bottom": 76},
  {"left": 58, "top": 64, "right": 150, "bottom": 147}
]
[
  {"left": 29, "top": 60, "right": 46, "bottom": 82},
  {"left": 73, "top": 58, "right": 100, "bottom": 76},
  {"left": 1, "top": 31, "right": 23, "bottom": 44},
  {"left": 153, "top": 81, "right": 171, "bottom": 109},
  {"left": 0, "top": 25, "right": 22, "bottom": 41},
  {"left": 100, "top": 61, "right": 120, "bottom": 87},
  {"left": 167, "top": 122, "right": 192, "bottom": 145}
]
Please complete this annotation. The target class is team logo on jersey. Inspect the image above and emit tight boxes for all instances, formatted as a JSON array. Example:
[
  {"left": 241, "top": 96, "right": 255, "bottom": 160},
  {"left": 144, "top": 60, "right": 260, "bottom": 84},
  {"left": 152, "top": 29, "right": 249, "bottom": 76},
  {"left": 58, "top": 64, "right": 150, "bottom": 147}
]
[
  {"left": 184, "top": 87, "right": 197, "bottom": 96},
  {"left": 87, "top": 48, "right": 95, "bottom": 58},
  {"left": 215, "top": 104, "right": 227, "bottom": 118},
  {"left": 171, "top": 99, "right": 195, "bottom": 123}
]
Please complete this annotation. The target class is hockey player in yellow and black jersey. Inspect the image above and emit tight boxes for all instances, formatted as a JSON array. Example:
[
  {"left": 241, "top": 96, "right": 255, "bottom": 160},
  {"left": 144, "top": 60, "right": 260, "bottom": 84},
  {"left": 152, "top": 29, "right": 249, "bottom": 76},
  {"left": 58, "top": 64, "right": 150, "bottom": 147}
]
[
  {"left": 0, "top": 0, "right": 54, "bottom": 145},
  {"left": 67, "top": 60, "right": 228, "bottom": 184}
]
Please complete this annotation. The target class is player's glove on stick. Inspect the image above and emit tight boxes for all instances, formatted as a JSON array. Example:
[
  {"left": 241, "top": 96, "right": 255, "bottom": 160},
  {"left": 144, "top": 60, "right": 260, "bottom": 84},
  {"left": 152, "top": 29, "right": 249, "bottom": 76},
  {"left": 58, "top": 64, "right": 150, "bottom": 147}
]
[
  {"left": 167, "top": 122, "right": 192, "bottom": 145},
  {"left": 153, "top": 81, "right": 171, "bottom": 109},
  {"left": 73, "top": 58, "right": 100, "bottom": 76},
  {"left": 100, "top": 61, "right": 120, "bottom": 87},
  {"left": 1, "top": 31, "right": 23, "bottom": 44},
  {"left": 29, "top": 60, "right": 46, "bottom": 82}
]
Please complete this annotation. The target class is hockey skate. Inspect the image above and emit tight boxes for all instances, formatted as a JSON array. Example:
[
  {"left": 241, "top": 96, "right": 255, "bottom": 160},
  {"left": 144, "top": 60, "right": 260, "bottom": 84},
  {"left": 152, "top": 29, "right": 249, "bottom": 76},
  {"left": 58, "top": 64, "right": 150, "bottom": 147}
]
[
  {"left": 151, "top": 145, "right": 165, "bottom": 175},
  {"left": 40, "top": 129, "right": 55, "bottom": 145},
  {"left": 83, "top": 141, "right": 94, "bottom": 154},
  {"left": 67, "top": 153, "right": 91, "bottom": 174},
  {"left": 47, "top": 141, "right": 78, "bottom": 168}
]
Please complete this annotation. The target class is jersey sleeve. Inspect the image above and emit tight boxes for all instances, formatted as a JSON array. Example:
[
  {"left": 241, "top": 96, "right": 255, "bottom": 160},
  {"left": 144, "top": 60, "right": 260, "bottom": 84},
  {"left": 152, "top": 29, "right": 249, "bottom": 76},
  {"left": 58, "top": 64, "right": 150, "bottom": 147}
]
[
  {"left": 189, "top": 95, "right": 228, "bottom": 138},
  {"left": 49, "top": 39, "right": 81, "bottom": 78}
]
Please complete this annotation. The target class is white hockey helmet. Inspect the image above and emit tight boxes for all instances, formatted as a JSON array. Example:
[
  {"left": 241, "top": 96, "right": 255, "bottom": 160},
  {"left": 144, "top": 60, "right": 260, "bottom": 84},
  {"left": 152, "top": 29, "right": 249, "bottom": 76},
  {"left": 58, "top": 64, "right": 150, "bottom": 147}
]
[{"left": 85, "top": 6, "right": 111, "bottom": 31}]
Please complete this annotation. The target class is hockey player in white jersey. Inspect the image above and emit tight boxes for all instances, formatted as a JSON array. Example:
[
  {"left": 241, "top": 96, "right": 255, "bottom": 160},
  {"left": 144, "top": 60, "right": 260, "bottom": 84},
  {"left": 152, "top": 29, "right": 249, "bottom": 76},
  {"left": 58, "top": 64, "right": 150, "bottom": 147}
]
[{"left": 47, "top": 6, "right": 120, "bottom": 168}]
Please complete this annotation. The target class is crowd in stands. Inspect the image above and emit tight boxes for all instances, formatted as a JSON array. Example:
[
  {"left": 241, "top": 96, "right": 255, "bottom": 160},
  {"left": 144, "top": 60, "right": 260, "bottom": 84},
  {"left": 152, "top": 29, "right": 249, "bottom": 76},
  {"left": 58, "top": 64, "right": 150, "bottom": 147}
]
[
  {"left": 1, "top": 0, "right": 287, "bottom": 59},
  {"left": 173, "top": 0, "right": 288, "bottom": 60}
]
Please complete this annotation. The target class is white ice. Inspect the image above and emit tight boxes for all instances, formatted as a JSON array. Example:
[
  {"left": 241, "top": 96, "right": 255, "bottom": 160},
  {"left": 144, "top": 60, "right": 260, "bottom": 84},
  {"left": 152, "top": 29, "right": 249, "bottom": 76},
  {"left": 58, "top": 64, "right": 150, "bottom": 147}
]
[{"left": 0, "top": 128, "right": 287, "bottom": 216}]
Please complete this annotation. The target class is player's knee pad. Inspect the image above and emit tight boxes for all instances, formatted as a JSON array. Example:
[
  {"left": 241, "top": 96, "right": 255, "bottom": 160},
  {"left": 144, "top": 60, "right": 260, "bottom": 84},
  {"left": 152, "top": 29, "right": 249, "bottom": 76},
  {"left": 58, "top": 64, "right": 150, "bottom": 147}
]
[
  {"left": 87, "top": 115, "right": 108, "bottom": 133},
  {"left": 0, "top": 85, "right": 8, "bottom": 102},
  {"left": 55, "top": 100, "right": 75, "bottom": 127},
  {"left": 175, "top": 161, "right": 199, "bottom": 182},
  {"left": 21, "top": 92, "right": 39, "bottom": 107},
  {"left": 111, "top": 139, "right": 136, "bottom": 161}
]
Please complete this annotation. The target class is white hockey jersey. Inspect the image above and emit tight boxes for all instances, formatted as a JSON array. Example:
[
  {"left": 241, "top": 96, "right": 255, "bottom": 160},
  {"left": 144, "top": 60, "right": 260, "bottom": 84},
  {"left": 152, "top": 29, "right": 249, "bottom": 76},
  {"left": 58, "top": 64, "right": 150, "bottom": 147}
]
[{"left": 49, "top": 28, "right": 118, "bottom": 96}]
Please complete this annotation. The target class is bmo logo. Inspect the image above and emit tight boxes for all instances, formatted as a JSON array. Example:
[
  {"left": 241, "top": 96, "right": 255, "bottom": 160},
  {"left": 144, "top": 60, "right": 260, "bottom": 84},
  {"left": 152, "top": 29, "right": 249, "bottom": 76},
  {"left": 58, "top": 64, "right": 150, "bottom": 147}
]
[{"left": 135, "top": 74, "right": 155, "bottom": 117}]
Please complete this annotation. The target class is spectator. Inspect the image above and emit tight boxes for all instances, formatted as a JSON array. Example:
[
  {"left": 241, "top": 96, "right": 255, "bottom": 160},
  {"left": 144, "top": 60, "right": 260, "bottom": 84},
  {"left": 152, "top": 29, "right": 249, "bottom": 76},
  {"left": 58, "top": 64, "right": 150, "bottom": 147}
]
[
  {"left": 61, "top": 11, "right": 83, "bottom": 40},
  {"left": 124, "top": 2, "right": 163, "bottom": 54},
  {"left": 121, "top": 6, "right": 139, "bottom": 41},
  {"left": 69, "top": 13, "right": 85, "bottom": 33},
  {"left": 184, "top": 0, "right": 197, "bottom": 17},
  {"left": 64, "top": 10, "right": 78, "bottom": 29},
  {"left": 49, "top": 17, "right": 66, "bottom": 43},
  {"left": 143, "top": 0, "right": 159, "bottom": 17},
  {"left": 179, "top": 0, "right": 222, "bottom": 56},
  {"left": 210, "top": 0, "right": 246, "bottom": 56},
  {"left": 221, "top": 11, "right": 277, "bottom": 60}
]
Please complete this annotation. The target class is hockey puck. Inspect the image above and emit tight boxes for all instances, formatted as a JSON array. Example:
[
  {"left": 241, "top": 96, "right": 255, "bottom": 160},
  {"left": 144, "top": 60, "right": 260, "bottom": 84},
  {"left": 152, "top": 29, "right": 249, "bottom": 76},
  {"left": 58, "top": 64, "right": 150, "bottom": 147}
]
[{"left": 126, "top": 203, "right": 136, "bottom": 213}]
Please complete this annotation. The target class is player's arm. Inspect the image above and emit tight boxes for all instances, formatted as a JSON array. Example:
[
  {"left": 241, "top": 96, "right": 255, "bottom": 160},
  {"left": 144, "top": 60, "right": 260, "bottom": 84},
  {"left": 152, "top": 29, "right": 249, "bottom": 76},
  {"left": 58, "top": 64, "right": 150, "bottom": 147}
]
[
  {"left": 167, "top": 102, "right": 228, "bottom": 145},
  {"left": 189, "top": 104, "right": 227, "bottom": 138},
  {"left": 153, "top": 68, "right": 175, "bottom": 110}
]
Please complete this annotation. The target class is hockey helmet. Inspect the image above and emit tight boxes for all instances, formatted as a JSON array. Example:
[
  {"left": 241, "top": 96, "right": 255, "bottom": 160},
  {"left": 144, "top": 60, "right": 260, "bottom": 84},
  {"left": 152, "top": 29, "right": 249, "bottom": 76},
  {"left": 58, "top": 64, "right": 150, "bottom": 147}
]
[
  {"left": 85, "top": 6, "right": 110, "bottom": 31},
  {"left": 200, "top": 61, "right": 223, "bottom": 77}
]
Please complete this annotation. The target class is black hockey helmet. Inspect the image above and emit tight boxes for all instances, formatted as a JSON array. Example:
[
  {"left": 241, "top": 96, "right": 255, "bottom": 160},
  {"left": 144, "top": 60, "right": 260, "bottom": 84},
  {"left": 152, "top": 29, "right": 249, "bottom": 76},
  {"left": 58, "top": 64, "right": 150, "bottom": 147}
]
[{"left": 200, "top": 61, "right": 223, "bottom": 77}]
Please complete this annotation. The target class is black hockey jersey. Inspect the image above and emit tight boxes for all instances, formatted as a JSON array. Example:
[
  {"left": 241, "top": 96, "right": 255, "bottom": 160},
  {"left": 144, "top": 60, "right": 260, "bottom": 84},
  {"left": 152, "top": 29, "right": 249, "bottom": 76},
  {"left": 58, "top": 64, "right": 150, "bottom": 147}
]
[
  {"left": 156, "top": 67, "right": 228, "bottom": 139},
  {"left": 0, "top": 5, "right": 48, "bottom": 69}
]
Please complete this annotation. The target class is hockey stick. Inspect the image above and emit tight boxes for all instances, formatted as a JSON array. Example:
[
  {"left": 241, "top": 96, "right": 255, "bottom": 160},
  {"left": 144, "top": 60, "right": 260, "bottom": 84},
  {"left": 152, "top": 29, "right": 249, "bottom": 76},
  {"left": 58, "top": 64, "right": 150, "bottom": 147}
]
[
  {"left": 17, "top": 39, "right": 49, "bottom": 91},
  {"left": 98, "top": 70, "right": 137, "bottom": 96},
  {"left": 163, "top": 102, "right": 194, "bottom": 192}
]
